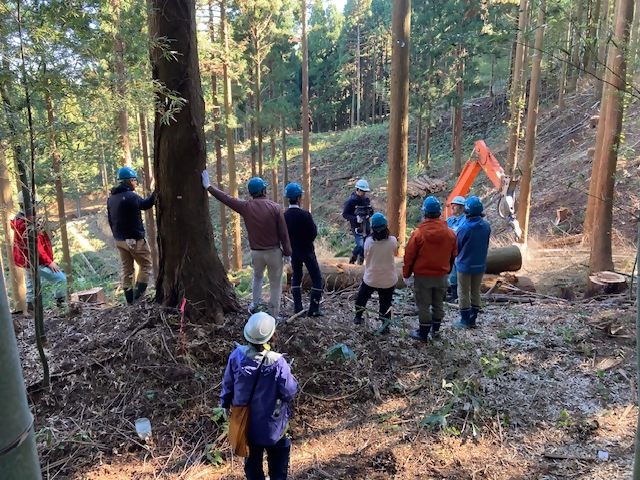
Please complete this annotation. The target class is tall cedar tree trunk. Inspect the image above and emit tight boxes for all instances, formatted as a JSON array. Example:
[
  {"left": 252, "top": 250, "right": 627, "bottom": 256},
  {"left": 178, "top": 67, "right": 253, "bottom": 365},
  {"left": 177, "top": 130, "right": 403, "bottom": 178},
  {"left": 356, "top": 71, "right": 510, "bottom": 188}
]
[
  {"left": 416, "top": 115, "right": 422, "bottom": 168},
  {"left": 282, "top": 117, "right": 288, "bottom": 187},
  {"left": 139, "top": 110, "right": 159, "bottom": 277},
  {"left": 98, "top": 129, "right": 110, "bottom": 195},
  {"left": 453, "top": 54, "right": 464, "bottom": 176},
  {"left": 630, "top": 0, "right": 640, "bottom": 71},
  {"left": 387, "top": 0, "right": 411, "bottom": 252},
  {"left": 558, "top": 10, "right": 572, "bottom": 109},
  {"left": 44, "top": 92, "right": 72, "bottom": 287},
  {"left": 506, "top": 0, "right": 528, "bottom": 174},
  {"left": 301, "top": 0, "right": 311, "bottom": 211},
  {"left": 586, "top": 0, "right": 634, "bottom": 289},
  {"left": 594, "top": 0, "right": 611, "bottom": 99},
  {"left": 270, "top": 72, "right": 278, "bottom": 204},
  {"left": 517, "top": 0, "right": 546, "bottom": 245},
  {"left": 221, "top": 0, "right": 242, "bottom": 271},
  {"left": 356, "top": 25, "right": 361, "bottom": 126},
  {"left": 583, "top": 0, "right": 602, "bottom": 75},
  {"left": 249, "top": 77, "right": 257, "bottom": 178},
  {"left": 113, "top": 0, "right": 132, "bottom": 167},
  {"left": 0, "top": 144, "right": 26, "bottom": 311},
  {"left": 148, "top": 0, "right": 239, "bottom": 322},
  {"left": 569, "top": 0, "right": 584, "bottom": 92},
  {"left": 254, "top": 36, "right": 264, "bottom": 177},
  {"left": 424, "top": 121, "right": 431, "bottom": 168},
  {"left": 209, "top": 0, "right": 229, "bottom": 271},
  {"left": 371, "top": 40, "right": 376, "bottom": 124}
]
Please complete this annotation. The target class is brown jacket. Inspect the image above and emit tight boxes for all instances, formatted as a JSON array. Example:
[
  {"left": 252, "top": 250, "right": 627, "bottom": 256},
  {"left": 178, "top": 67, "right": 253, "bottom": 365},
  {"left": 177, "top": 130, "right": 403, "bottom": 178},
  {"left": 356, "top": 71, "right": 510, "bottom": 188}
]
[
  {"left": 207, "top": 186, "right": 292, "bottom": 256},
  {"left": 403, "top": 217, "right": 457, "bottom": 278}
]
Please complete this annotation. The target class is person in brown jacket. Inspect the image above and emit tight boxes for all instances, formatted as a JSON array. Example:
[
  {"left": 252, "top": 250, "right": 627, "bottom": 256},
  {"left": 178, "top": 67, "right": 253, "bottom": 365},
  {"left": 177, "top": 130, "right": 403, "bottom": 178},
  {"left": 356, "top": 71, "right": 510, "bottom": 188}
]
[
  {"left": 202, "top": 171, "right": 292, "bottom": 322},
  {"left": 403, "top": 196, "right": 457, "bottom": 341}
]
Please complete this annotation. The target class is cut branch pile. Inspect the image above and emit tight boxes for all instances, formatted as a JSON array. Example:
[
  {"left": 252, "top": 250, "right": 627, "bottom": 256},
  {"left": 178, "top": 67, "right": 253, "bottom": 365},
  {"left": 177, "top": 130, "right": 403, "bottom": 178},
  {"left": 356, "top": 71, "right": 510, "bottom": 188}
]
[{"left": 406, "top": 176, "right": 446, "bottom": 197}]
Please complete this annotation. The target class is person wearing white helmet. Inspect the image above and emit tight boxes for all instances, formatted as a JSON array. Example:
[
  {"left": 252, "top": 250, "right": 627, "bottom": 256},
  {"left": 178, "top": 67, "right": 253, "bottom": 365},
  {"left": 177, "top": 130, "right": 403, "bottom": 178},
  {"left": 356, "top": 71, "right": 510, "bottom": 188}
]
[
  {"left": 342, "top": 179, "right": 373, "bottom": 264},
  {"left": 11, "top": 191, "right": 67, "bottom": 310},
  {"left": 220, "top": 312, "right": 297, "bottom": 480},
  {"left": 446, "top": 195, "right": 466, "bottom": 302}
]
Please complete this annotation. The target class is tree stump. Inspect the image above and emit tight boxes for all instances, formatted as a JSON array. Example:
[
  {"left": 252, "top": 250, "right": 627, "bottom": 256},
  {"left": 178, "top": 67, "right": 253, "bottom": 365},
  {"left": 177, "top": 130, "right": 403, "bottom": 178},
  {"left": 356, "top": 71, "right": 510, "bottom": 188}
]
[
  {"left": 73, "top": 287, "right": 106, "bottom": 304},
  {"left": 588, "top": 271, "right": 628, "bottom": 294}
]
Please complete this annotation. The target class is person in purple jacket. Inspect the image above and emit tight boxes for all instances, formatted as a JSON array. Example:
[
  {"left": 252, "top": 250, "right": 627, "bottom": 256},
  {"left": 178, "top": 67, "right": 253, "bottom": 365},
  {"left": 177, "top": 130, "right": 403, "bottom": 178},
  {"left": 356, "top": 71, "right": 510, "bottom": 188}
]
[{"left": 220, "top": 312, "right": 298, "bottom": 480}]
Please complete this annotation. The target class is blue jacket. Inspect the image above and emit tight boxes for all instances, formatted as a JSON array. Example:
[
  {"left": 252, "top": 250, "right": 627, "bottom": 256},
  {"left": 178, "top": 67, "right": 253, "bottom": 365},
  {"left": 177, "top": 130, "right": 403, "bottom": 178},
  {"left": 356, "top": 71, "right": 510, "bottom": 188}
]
[
  {"left": 455, "top": 215, "right": 491, "bottom": 274},
  {"left": 220, "top": 344, "right": 297, "bottom": 446},
  {"left": 107, "top": 184, "right": 156, "bottom": 241},
  {"left": 447, "top": 213, "right": 467, "bottom": 234},
  {"left": 342, "top": 192, "right": 372, "bottom": 232}
]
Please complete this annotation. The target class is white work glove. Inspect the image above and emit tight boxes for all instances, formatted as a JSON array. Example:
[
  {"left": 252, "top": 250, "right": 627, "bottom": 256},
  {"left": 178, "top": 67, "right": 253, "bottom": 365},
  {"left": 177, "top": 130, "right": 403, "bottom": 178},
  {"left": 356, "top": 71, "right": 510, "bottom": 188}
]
[
  {"left": 403, "top": 276, "right": 414, "bottom": 286},
  {"left": 201, "top": 170, "right": 211, "bottom": 189},
  {"left": 356, "top": 215, "right": 363, "bottom": 223},
  {"left": 283, "top": 256, "right": 291, "bottom": 265}
]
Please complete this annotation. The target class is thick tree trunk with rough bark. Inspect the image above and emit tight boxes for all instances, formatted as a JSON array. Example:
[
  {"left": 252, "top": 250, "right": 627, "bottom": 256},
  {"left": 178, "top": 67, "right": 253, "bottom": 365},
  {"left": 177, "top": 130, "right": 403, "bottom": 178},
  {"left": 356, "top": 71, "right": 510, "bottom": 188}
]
[
  {"left": 586, "top": 0, "right": 634, "bottom": 294},
  {"left": 517, "top": 0, "right": 546, "bottom": 245},
  {"left": 149, "top": 0, "right": 239, "bottom": 322},
  {"left": 301, "top": 0, "right": 311, "bottom": 211},
  {"left": 387, "top": 0, "right": 411, "bottom": 252}
]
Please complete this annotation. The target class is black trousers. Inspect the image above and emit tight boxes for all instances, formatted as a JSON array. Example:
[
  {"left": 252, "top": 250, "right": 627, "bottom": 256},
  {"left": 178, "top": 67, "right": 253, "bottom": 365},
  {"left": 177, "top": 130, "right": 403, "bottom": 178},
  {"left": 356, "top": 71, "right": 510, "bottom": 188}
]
[
  {"left": 291, "top": 250, "right": 322, "bottom": 290},
  {"left": 355, "top": 281, "right": 395, "bottom": 319}
]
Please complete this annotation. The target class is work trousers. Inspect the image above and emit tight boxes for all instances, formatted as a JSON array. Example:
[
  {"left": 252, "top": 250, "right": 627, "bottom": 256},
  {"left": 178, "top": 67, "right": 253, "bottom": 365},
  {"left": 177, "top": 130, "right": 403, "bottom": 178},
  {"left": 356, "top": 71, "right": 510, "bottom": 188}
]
[
  {"left": 457, "top": 272, "right": 484, "bottom": 310},
  {"left": 291, "top": 250, "right": 323, "bottom": 311},
  {"left": 115, "top": 239, "right": 153, "bottom": 288},
  {"left": 351, "top": 229, "right": 365, "bottom": 259},
  {"left": 355, "top": 281, "right": 395, "bottom": 320},
  {"left": 251, "top": 248, "right": 284, "bottom": 319},
  {"left": 244, "top": 436, "right": 290, "bottom": 480},
  {"left": 25, "top": 266, "right": 67, "bottom": 302},
  {"left": 414, "top": 275, "right": 448, "bottom": 326}
]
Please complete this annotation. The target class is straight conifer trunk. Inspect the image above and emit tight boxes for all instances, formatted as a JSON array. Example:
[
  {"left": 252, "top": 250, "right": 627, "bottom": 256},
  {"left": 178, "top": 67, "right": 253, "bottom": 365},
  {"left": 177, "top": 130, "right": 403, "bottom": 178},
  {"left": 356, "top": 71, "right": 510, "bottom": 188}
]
[
  {"left": 149, "top": 0, "right": 239, "bottom": 323},
  {"left": 221, "top": 0, "right": 242, "bottom": 271},
  {"left": 517, "top": 0, "right": 546, "bottom": 245},
  {"left": 139, "top": 110, "right": 159, "bottom": 277},
  {"left": 587, "top": 0, "right": 634, "bottom": 287},
  {"left": 301, "top": 0, "right": 311, "bottom": 211},
  {"left": 113, "top": 0, "right": 132, "bottom": 167},
  {"left": 453, "top": 58, "right": 464, "bottom": 176},
  {"left": 387, "top": 0, "right": 411, "bottom": 252},
  {"left": 416, "top": 115, "right": 422, "bottom": 168},
  {"left": 568, "top": 0, "right": 584, "bottom": 92}
]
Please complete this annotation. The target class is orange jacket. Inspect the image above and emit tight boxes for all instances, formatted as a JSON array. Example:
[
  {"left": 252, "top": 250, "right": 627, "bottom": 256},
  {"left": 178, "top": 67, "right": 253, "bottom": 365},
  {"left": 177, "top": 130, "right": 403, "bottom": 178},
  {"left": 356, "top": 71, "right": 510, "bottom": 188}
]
[{"left": 403, "top": 217, "right": 457, "bottom": 278}]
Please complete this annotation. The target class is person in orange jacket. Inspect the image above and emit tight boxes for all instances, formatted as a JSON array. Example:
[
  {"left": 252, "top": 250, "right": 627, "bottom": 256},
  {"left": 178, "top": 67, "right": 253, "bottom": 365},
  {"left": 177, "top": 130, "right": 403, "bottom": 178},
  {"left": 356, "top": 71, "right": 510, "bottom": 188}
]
[{"left": 403, "top": 196, "right": 457, "bottom": 341}]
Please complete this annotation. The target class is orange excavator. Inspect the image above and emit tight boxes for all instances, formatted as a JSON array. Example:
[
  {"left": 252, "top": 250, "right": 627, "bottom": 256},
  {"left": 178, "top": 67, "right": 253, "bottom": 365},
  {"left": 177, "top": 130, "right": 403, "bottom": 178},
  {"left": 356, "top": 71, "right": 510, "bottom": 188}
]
[{"left": 444, "top": 140, "right": 522, "bottom": 240}]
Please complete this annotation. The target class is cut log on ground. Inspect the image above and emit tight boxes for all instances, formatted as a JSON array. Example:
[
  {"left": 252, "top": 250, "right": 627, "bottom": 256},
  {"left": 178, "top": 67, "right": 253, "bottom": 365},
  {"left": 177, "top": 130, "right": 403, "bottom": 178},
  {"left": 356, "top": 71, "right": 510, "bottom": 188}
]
[
  {"left": 485, "top": 245, "right": 522, "bottom": 274},
  {"left": 540, "top": 234, "right": 584, "bottom": 248},
  {"left": 71, "top": 287, "right": 106, "bottom": 303},
  {"left": 406, "top": 176, "right": 446, "bottom": 197}
]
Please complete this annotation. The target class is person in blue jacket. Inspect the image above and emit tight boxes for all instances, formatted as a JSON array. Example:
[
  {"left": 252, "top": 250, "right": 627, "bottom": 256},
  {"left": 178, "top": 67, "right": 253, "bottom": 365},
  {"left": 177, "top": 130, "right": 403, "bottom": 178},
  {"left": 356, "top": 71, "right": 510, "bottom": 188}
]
[
  {"left": 283, "top": 183, "right": 324, "bottom": 317},
  {"left": 446, "top": 195, "right": 466, "bottom": 302},
  {"left": 455, "top": 196, "right": 491, "bottom": 328},
  {"left": 220, "top": 312, "right": 298, "bottom": 480},
  {"left": 107, "top": 167, "right": 156, "bottom": 304},
  {"left": 342, "top": 179, "right": 373, "bottom": 264}
]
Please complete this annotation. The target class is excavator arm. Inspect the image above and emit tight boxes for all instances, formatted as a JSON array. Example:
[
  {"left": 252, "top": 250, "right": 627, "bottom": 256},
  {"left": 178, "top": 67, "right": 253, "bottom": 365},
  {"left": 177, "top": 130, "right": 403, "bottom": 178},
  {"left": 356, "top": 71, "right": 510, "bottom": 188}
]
[{"left": 444, "top": 140, "right": 522, "bottom": 239}]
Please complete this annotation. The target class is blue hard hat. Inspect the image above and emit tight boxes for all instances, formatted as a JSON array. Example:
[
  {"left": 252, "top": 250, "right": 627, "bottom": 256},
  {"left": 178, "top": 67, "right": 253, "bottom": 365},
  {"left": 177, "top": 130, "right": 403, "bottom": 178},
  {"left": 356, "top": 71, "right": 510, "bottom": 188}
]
[
  {"left": 284, "top": 182, "right": 303, "bottom": 199},
  {"left": 465, "top": 196, "right": 484, "bottom": 216},
  {"left": 247, "top": 177, "right": 268, "bottom": 196},
  {"left": 118, "top": 166, "right": 137, "bottom": 180},
  {"left": 422, "top": 196, "right": 441, "bottom": 215},
  {"left": 371, "top": 212, "right": 387, "bottom": 229}
]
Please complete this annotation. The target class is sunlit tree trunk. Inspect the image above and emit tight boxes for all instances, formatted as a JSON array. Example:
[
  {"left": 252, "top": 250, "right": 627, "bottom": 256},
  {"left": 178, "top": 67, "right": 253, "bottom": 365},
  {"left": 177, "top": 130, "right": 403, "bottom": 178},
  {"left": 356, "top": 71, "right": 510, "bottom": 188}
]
[
  {"left": 387, "top": 0, "right": 411, "bottom": 253},
  {"left": 568, "top": 0, "right": 584, "bottom": 92},
  {"left": 282, "top": 117, "right": 288, "bottom": 188},
  {"left": 301, "top": 0, "right": 311, "bottom": 211},
  {"left": 453, "top": 53, "right": 464, "bottom": 176},
  {"left": 113, "top": 0, "right": 132, "bottom": 167},
  {"left": 149, "top": 0, "right": 239, "bottom": 322},
  {"left": 594, "top": 0, "right": 611, "bottom": 98},
  {"left": 558, "top": 10, "right": 572, "bottom": 109},
  {"left": 356, "top": 25, "right": 361, "bottom": 126},
  {"left": 583, "top": 0, "right": 602, "bottom": 75},
  {"left": 139, "top": 110, "right": 159, "bottom": 277},
  {"left": 517, "top": 0, "right": 546, "bottom": 245},
  {"left": 253, "top": 35, "right": 264, "bottom": 177},
  {"left": 221, "top": 0, "right": 241, "bottom": 271}
]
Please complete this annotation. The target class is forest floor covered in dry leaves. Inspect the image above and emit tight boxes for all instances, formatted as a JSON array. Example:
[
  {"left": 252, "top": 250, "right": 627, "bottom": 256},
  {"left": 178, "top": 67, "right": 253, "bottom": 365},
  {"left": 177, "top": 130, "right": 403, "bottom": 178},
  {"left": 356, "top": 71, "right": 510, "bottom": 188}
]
[{"left": 16, "top": 240, "right": 638, "bottom": 480}]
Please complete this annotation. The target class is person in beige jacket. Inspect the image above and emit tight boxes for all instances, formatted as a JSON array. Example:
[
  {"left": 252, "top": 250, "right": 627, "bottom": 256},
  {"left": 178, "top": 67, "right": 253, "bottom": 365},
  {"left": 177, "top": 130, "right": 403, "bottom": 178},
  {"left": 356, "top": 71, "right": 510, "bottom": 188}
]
[{"left": 352, "top": 213, "right": 398, "bottom": 333}]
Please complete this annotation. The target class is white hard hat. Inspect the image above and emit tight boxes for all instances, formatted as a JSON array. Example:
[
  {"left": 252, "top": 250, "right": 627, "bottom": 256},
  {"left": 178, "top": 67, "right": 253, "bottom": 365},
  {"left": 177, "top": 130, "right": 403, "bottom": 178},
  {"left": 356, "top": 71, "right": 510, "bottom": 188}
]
[
  {"left": 244, "top": 312, "right": 276, "bottom": 345},
  {"left": 451, "top": 196, "right": 466, "bottom": 206},
  {"left": 355, "top": 179, "right": 370, "bottom": 192},
  {"left": 17, "top": 191, "right": 40, "bottom": 205}
]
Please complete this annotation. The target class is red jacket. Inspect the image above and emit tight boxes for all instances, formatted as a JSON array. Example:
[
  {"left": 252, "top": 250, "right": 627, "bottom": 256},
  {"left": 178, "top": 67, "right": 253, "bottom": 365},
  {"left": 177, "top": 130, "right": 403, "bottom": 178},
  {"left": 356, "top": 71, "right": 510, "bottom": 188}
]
[
  {"left": 11, "top": 213, "right": 54, "bottom": 268},
  {"left": 403, "top": 217, "right": 457, "bottom": 278}
]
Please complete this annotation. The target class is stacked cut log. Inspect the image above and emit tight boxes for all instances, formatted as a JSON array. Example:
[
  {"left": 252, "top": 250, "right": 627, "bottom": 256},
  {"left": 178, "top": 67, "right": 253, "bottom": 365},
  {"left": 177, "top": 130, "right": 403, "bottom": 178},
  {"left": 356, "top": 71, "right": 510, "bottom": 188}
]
[
  {"left": 406, "top": 176, "right": 447, "bottom": 198},
  {"left": 299, "top": 245, "right": 535, "bottom": 293}
]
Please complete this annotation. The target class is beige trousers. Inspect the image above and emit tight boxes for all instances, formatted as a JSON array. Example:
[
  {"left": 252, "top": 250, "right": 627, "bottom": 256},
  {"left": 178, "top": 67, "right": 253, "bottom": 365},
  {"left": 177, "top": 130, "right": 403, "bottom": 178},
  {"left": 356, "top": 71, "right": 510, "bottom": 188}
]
[{"left": 115, "top": 239, "right": 153, "bottom": 288}]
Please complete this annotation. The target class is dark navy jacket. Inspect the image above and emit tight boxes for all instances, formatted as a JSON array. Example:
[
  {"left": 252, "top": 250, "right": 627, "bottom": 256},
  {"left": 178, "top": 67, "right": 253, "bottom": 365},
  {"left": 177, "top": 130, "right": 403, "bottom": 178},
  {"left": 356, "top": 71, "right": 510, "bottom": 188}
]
[
  {"left": 107, "top": 184, "right": 156, "bottom": 241},
  {"left": 342, "top": 192, "right": 372, "bottom": 231},
  {"left": 284, "top": 206, "right": 317, "bottom": 256},
  {"left": 455, "top": 215, "right": 491, "bottom": 274}
]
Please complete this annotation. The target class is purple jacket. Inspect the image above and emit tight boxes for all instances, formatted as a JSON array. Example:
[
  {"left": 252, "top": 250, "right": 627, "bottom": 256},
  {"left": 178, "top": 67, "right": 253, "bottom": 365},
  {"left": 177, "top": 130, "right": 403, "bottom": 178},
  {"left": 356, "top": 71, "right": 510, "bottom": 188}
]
[{"left": 220, "top": 344, "right": 297, "bottom": 446}]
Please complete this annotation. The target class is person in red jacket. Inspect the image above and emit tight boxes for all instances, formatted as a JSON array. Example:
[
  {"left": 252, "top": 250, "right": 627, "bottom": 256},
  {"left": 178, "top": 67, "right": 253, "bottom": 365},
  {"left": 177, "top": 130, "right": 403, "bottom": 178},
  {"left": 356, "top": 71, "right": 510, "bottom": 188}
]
[
  {"left": 11, "top": 192, "right": 67, "bottom": 309},
  {"left": 403, "top": 196, "right": 457, "bottom": 341}
]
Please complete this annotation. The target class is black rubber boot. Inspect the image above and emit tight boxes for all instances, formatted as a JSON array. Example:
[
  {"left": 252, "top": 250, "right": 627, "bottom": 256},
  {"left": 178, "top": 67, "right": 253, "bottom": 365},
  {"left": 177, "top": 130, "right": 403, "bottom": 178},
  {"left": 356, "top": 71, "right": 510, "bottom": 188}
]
[
  {"left": 378, "top": 317, "right": 391, "bottom": 335},
  {"left": 470, "top": 305, "right": 480, "bottom": 328},
  {"left": 349, "top": 254, "right": 357, "bottom": 264},
  {"left": 409, "top": 324, "right": 431, "bottom": 342},
  {"left": 134, "top": 282, "right": 148, "bottom": 300},
  {"left": 124, "top": 288, "right": 134, "bottom": 305},
  {"left": 356, "top": 255, "right": 364, "bottom": 265},
  {"left": 456, "top": 308, "right": 472, "bottom": 328},
  {"left": 291, "top": 286, "right": 304, "bottom": 314},
  {"left": 431, "top": 319, "right": 442, "bottom": 339},
  {"left": 308, "top": 288, "right": 324, "bottom": 317},
  {"left": 55, "top": 297, "right": 66, "bottom": 308},
  {"left": 353, "top": 314, "right": 363, "bottom": 325},
  {"left": 447, "top": 286, "right": 458, "bottom": 303},
  {"left": 27, "top": 301, "right": 34, "bottom": 313}
]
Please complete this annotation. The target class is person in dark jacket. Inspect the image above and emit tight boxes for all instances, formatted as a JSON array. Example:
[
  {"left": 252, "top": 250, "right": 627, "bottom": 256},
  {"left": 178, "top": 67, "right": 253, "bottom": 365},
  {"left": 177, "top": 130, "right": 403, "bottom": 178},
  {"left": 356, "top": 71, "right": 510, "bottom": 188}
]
[
  {"left": 342, "top": 179, "right": 373, "bottom": 264},
  {"left": 283, "top": 183, "right": 324, "bottom": 317},
  {"left": 220, "top": 312, "right": 297, "bottom": 480},
  {"left": 455, "top": 196, "right": 491, "bottom": 328},
  {"left": 107, "top": 167, "right": 156, "bottom": 305}
]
